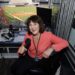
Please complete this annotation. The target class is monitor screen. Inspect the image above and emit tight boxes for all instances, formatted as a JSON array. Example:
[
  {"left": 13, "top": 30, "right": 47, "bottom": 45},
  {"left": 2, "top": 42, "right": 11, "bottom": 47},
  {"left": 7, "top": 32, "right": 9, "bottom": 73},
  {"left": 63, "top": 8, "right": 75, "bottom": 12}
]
[{"left": 37, "top": 7, "right": 52, "bottom": 30}]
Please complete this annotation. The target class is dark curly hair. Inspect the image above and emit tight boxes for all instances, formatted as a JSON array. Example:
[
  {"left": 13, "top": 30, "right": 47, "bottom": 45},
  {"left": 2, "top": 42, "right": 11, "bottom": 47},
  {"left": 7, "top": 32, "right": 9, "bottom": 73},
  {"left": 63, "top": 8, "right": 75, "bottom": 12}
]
[{"left": 25, "top": 15, "right": 45, "bottom": 34}]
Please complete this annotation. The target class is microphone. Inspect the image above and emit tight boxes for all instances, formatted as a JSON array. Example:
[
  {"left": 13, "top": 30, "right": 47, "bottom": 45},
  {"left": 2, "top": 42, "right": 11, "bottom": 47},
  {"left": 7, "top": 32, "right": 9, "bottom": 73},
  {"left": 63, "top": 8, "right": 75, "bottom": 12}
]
[
  {"left": 19, "top": 38, "right": 31, "bottom": 57},
  {"left": 24, "top": 38, "right": 31, "bottom": 49}
]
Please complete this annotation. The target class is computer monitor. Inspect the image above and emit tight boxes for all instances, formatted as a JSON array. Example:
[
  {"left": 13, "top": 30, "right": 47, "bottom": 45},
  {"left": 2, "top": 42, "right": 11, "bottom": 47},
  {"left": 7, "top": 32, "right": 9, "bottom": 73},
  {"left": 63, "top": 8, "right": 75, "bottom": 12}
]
[{"left": 37, "top": 7, "right": 52, "bottom": 31}]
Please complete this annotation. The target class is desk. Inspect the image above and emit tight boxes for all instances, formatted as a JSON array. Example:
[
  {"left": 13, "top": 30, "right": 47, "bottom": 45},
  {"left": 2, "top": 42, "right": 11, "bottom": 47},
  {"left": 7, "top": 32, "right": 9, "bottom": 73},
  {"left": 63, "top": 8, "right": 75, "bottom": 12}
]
[{"left": 0, "top": 28, "right": 26, "bottom": 58}]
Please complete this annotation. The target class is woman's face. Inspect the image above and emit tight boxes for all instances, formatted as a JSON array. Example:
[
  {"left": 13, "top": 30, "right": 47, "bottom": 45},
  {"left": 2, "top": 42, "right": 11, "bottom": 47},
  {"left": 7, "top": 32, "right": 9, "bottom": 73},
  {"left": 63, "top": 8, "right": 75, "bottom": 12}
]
[{"left": 29, "top": 21, "right": 40, "bottom": 35}]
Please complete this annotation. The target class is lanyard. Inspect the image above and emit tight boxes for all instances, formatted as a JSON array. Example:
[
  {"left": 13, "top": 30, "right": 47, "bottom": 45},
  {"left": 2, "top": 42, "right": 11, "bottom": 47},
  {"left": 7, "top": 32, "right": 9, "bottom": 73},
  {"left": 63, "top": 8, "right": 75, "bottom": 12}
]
[{"left": 32, "top": 34, "right": 41, "bottom": 61}]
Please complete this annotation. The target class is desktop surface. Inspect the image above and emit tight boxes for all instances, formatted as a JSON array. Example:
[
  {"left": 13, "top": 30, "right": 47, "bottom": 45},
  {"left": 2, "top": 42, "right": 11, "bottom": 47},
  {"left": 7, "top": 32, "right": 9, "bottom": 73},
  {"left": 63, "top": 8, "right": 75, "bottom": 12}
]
[{"left": 0, "top": 28, "right": 26, "bottom": 47}]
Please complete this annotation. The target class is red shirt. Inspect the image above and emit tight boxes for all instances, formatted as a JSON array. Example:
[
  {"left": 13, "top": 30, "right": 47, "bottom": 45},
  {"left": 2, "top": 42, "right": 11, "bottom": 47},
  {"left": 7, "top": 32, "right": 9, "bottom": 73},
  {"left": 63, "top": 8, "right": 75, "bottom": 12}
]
[{"left": 22, "top": 31, "right": 68, "bottom": 59}]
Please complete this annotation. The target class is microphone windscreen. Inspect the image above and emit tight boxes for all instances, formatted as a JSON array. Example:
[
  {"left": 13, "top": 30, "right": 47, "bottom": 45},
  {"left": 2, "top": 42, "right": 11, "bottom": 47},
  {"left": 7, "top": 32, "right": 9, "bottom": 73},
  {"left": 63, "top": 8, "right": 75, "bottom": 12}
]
[{"left": 25, "top": 38, "right": 31, "bottom": 49}]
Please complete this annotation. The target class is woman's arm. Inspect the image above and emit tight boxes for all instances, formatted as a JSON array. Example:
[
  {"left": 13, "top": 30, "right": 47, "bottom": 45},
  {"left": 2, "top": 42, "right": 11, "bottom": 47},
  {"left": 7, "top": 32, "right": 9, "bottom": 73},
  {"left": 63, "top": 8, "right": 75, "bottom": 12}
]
[
  {"left": 50, "top": 33, "right": 69, "bottom": 52},
  {"left": 42, "top": 47, "right": 54, "bottom": 58},
  {"left": 17, "top": 45, "right": 27, "bottom": 55},
  {"left": 17, "top": 33, "right": 28, "bottom": 55},
  {"left": 42, "top": 32, "right": 69, "bottom": 58}
]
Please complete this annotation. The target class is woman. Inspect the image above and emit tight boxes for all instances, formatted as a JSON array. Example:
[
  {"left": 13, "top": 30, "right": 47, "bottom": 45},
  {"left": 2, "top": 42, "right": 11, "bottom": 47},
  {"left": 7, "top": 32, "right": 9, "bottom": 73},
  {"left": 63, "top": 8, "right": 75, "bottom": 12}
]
[{"left": 11, "top": 15, "right": 68, "bottom": 75}]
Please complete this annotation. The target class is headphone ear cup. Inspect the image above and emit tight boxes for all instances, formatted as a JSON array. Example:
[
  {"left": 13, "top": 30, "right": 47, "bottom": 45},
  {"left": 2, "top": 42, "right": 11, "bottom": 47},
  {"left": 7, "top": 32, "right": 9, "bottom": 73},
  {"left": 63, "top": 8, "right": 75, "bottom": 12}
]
[{"left": 1, "top": 33, "right": 10, "bottom": 39}]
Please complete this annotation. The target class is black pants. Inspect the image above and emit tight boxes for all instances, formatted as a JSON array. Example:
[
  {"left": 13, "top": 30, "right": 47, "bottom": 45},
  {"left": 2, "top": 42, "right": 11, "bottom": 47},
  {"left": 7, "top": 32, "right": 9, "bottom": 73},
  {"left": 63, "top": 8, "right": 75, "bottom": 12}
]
[{"left": 11, "top": 54, "right": 60, "bottom": 75}]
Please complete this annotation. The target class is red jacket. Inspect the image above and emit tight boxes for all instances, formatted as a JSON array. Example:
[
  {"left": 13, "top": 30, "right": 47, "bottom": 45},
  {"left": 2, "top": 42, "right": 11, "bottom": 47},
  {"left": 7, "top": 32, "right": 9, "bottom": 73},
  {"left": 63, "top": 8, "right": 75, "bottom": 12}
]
[{"left": 22, "top": 31, "right": 68, "bottom": 59}]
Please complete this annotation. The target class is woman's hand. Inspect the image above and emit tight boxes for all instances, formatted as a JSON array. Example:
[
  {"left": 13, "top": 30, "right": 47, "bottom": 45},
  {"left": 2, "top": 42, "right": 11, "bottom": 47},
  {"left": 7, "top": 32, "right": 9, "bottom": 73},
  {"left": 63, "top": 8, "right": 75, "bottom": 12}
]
[
  {"left": 42, "top": 48, "right": 54, "bottom": 58},
  {"left": 17, "top": 45, "right": 27, "bottom": 55}
]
